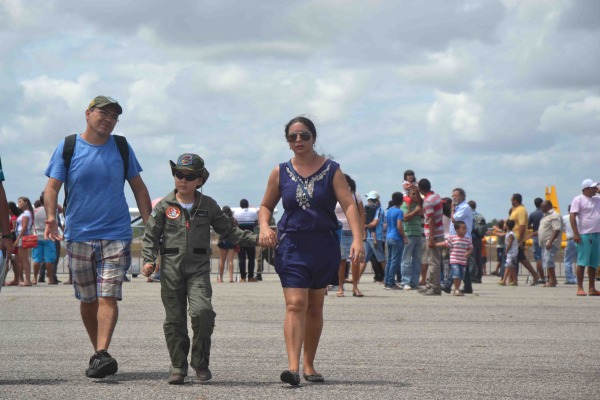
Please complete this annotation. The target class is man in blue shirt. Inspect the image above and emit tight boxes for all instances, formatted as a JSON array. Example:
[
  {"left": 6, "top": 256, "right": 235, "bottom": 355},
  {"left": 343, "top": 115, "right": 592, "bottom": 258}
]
[{"left": 44, "top": 96, "right": 152, "bottom": 379}]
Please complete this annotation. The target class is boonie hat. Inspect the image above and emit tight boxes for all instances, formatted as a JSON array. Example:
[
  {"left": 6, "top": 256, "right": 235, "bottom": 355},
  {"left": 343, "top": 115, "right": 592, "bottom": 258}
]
[
  {"left": 365, "top": 190, "right": 380, "bottom": 200},
  {"left": 170, "top": 153, "right": 210, "bottom": 186},
  {"left": 581, "top": 179, "right": 599, "bottom": 190},
  {"left": 87, "top": 95, "right": 123, "bottom": 115}
]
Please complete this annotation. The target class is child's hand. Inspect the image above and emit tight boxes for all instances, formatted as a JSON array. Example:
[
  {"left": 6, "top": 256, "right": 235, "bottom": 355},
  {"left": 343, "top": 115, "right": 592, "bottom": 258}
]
[{"left": 142, "top": 263, "right": 155, "bottom": 277}]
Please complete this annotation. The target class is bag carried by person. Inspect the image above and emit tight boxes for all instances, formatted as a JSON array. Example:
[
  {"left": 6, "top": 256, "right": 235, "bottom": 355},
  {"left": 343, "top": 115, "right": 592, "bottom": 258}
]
[
  {"left": 472, "top": 213, "right": 487, "bottom": 239},
  {"left": 22, "top": 235, "right": 38, "bottom": 248}
]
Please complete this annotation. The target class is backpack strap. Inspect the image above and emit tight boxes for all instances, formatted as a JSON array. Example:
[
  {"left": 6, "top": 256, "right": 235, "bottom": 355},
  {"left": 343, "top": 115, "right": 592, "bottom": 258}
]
[
  {"left": 113, "top": 135, "right": 129, "bottom": 180},
  {"left": 62, "top": 134, "right": 77, "bottom": 212}
]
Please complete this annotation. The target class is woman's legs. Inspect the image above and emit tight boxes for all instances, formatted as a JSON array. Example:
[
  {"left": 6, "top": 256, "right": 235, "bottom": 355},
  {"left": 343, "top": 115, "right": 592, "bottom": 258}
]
[
  {"left": 351, "top": 260, "right": 362, "bottom": 295},
  {"left": 282, "top": 288, "right": 309, "bottom": 372},
  {"left": 218, "top": 248, "right": 226, "bottom": 282},
  {"left": 337, "top": 260, "right": 346, "bottom": 295},
  {"left": 8, "top": 251, "right": 20, "bottom": 284},
  {"left": 19, "top": 249, "right": 31, "bottom": 285},
  {"left": 302, "top": 288, "right": 326, "bottom": 375},
  {"left": 227, "top": 249, "right": 235, "bottom": 282}
]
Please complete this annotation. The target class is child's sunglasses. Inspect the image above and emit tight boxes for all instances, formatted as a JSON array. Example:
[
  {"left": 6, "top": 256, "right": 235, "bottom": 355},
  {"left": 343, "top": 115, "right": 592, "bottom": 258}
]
[{"left": 174, "top": 171, "right": 201, "bottom": 181}]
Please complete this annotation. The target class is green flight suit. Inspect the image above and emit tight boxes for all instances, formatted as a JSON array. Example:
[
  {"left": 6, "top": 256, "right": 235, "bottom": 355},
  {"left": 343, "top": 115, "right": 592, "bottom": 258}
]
[{"left": 142, "top": 190, "right": 258, "bottom": 375}]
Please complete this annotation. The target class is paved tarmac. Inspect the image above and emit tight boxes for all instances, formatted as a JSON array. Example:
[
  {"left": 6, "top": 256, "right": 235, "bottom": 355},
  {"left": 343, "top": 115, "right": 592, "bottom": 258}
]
[{"left": 1, "top": 272, "right": 599, "bottom": 400}]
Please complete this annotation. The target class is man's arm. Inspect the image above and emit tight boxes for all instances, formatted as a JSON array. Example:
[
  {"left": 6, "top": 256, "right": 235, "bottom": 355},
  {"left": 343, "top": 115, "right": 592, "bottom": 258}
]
[
  {"left": 570, "top": 213, "right": 580, "bottom": 243},
  {"left": 43, "top": 178, "right": 63, "bottom": 240},
  {"left": 128, "top": 175, "right": 152, "bottom": 225}
]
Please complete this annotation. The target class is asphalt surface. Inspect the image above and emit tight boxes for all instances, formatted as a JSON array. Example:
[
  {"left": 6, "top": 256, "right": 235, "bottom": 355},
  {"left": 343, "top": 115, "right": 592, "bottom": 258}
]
[{"left": 1, "top": 271, "right": 599, "bottom": 400}]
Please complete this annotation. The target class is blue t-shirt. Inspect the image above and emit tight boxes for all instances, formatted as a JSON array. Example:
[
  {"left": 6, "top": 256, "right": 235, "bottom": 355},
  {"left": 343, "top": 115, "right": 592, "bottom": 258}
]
[
  {"left": 45, "top": 134, "right": 142, "bottom": 241},
  {"left": 385, "top": 207, "right": 404, "bottom": 241}
]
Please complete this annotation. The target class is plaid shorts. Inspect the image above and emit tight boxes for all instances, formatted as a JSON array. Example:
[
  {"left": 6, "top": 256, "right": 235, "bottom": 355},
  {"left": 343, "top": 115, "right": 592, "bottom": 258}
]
[{"left": 66, "top": 240, "right": 131, "bottom": 303}]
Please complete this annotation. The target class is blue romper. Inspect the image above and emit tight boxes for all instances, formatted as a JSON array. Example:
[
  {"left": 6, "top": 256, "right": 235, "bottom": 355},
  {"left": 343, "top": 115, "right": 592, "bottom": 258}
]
[{"left": 275, "top": 159, "right": 342, "bottom": 289}]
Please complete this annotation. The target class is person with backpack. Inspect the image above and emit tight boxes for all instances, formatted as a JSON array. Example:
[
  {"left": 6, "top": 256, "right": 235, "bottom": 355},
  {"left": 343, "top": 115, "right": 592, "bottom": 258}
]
[
  {"left": 43, "top": 95, "right": 152, "bottom": 379},
  {"left": 469, "top": 200, "right": 487, "bottom": 284}
]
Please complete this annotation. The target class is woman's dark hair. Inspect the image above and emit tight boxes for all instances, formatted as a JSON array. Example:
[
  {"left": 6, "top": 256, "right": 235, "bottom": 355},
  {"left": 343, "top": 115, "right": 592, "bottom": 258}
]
[
  {"left": 344, "top": 174, "right": 356, "bottom": 193},
  {"left": 497, "top": 219, "right": 505, "bottom": 230},
  {"left": 8, "top": 201, "right": 21, "bottom": 216},
  {"left": 222, "top": 206, "right": 233, "bottom": 218},
  {"left": 19, "top": 197, "right": 34, "bottom": 214},
  {"left": 403, "top": 169, "right": 416, "bottom": 181},
  {"left": 285, "top": 116, "right": 317, "bottom": 141}
]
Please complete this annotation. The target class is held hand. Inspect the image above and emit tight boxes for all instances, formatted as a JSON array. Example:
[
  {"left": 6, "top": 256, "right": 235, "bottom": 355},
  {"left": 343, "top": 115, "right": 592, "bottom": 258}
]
[
  {"left": 573, "top": 234, "right": 581, "bottom": 244},
  {"left": 45, "top": 219, "right": 63, "bottom": 241},
  {"left": 142, "top": 263, "right": 155, "bottom": 277},
  {"left": 259, "top": 227, "right": 278, "bottom": 248},
  {"left": 349, "top": 239, "right": 364, "bottom": 264}
]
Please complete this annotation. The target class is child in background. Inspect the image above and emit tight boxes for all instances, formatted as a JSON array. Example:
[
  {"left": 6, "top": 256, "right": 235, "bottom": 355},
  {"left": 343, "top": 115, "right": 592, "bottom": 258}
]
[
  {"left": 498, "top": 219, "right": 518, "bottom": 286},
  {"left": 487, "top": 220, "right": 506, "bottom": 277},
  {"left": 436, "top": 221, "right": 473, "bottom": 296}
]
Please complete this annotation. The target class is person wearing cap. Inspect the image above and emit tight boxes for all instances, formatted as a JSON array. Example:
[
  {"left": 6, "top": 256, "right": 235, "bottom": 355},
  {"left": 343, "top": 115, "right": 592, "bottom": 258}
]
[
  {"left": 141, "top": 153, "right": 259, "bottom": 384},
  {"left": 569, "top": 179, "right": 600, "bottom": 296},
  {"left": 43, "top": 95, "right": 152, "bottom": 379},
  {"left": 361, "top": 190, "right": 387, "bottom": 284}
]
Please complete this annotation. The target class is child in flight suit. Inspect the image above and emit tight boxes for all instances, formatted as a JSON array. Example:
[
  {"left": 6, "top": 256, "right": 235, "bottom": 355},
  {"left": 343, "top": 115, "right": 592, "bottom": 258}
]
[{"left": 142, "top": 153, "right": 258, "bottom": 385}]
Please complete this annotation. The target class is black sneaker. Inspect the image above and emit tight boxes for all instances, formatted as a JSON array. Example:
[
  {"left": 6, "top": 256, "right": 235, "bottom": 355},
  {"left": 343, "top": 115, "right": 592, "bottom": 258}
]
[{"left": 86, "top": 350, "right": 118, "bottom": 378}]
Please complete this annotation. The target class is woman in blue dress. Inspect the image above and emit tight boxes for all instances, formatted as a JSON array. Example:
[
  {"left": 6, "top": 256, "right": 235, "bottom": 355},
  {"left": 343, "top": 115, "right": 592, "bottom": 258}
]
[{"left": 258, "top": 116, "right": 364, "bottom": 385}]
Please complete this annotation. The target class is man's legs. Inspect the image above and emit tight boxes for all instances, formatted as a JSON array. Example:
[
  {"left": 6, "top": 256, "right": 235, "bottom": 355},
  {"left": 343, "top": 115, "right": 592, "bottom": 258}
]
[
  {"left": 246, "top": 246, "right": 256, "bottom": 280},
  {"left": 238, "top": 248, "right": 247, "bottom": 280},
  {"left": 563, "top": 239, "right": 577, "bottom": 283},
  {"left": 400, "top": 236, "right": 417, "bottom": 287},
  {"left": 424, "top": 238, "right": 443, "bottom": 294},
  {"left": 80, "top": 297, "right": 118, "bottom": 351},
  {"left": 533, "top": 237, "right": 545, "bottom": 281},
  {"left": 517, "top": 246, "right": 539, "bottom": 284}
]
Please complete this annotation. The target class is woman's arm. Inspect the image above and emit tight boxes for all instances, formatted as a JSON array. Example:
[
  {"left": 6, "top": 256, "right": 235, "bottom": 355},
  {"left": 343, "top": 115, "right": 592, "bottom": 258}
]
[{"left": 258, "top": 166, "right": 281, "bottom": 248}]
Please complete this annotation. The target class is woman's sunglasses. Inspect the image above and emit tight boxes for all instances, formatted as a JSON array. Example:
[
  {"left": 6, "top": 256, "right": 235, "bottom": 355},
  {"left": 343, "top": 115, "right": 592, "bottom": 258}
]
[
  {"left": 286, "top": 131, "right": 312, "bottom": 142},
  {"left": 174, "top": 171, "right": 200, "bottom": 181}
]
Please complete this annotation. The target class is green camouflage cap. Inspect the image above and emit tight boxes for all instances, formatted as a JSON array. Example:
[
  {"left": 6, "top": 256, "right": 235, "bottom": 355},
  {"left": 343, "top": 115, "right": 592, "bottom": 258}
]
[
  {"left": 170, "top": 153, "right": 210, "bottom": 185},
  {"left": 87, "top": 95, "right": 123, "bottom": 115}
]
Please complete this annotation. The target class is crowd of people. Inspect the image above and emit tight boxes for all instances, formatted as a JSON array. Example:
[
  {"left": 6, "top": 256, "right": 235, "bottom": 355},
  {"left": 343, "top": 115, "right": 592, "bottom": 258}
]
[
  {"left": 330, "top": 178, "right": 600, "bottom": 298},
  {"left": 0, "top": 95, "right": 598, "bottom": 388}
]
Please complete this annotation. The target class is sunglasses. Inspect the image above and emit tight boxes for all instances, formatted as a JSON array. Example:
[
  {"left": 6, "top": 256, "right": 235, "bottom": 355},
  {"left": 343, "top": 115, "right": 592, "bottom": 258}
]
[
  {"left": 286, "top": 131, "right": 312, "bottom": 142},
  {"left": 174, "top": 171, "right": 201, "bottom": 181}
]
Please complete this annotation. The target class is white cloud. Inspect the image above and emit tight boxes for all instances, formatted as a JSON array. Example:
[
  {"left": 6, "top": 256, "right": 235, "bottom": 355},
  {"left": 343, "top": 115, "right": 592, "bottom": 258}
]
[
  {"left": 20, "top": 73, "right": 99, "bottom": 110},
  {"left": 539, "top": 95, "right": 600, "bottom": 136},
  {"left": 427, "top": 91, "right": 484, "bottom": 141}
]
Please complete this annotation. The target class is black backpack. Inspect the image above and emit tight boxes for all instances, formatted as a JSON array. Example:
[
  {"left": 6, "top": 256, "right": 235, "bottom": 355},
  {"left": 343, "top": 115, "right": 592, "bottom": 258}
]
[
  {"left": 472, "top": 212, "right": 487, "bottom": 239},
  {"left": 62, "top": 134, "right": 129, "bottom": 211}
]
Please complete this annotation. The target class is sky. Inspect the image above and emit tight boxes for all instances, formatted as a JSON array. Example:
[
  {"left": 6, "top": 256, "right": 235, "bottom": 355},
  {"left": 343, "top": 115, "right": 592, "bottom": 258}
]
[{"left": 0, "top": 0, "right": 598, "bottom": 222}]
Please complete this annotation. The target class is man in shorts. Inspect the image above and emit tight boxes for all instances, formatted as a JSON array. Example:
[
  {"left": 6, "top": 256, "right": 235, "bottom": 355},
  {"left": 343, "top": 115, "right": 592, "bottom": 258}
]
[
  {"left": 569, "top": 179, "right": 600, "bottom": 296},
  {"left": 44, "top": 96, "right": 152, "bottom": 378},
  {"left": 509, "top": 194, "right": 540, "bottom": 285}
]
